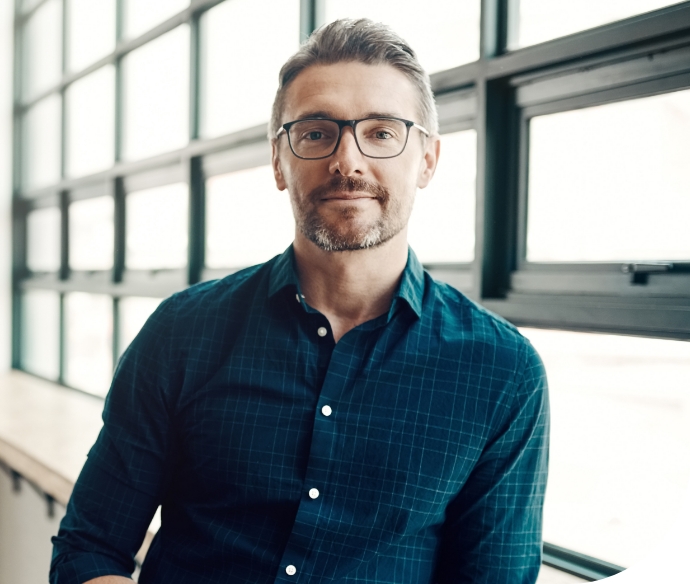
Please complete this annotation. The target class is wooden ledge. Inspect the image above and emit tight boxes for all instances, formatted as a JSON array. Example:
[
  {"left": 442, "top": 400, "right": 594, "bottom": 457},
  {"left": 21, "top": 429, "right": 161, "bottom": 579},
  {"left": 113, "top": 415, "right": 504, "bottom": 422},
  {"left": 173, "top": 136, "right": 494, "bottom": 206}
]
[{"left": 0, "top": 370, "right": 156, "bottom": 562}]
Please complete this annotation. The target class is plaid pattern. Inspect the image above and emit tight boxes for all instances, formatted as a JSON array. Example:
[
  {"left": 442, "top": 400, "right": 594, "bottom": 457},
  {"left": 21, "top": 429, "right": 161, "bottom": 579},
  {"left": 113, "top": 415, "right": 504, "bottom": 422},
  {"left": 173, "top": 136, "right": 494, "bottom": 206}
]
[{"left": 51, "top": 246, "right": 549, "bottom": 584}]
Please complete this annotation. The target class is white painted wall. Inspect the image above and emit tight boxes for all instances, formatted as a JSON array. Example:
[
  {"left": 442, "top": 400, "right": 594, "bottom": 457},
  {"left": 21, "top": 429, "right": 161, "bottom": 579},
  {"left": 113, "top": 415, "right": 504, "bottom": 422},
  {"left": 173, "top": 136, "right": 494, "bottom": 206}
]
[
  {"left": 0, "top": 0, "right": 13, "bottom": 373},
  {"left": 0, "top": 469, "right": 66, "bottom": 584}
]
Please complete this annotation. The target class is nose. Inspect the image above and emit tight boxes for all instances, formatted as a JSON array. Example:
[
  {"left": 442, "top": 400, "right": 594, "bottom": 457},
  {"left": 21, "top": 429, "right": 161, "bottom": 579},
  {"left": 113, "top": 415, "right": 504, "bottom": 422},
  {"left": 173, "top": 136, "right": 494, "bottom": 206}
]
[{"left": 328, "top": 126, "right": 365, "bottom": 177}]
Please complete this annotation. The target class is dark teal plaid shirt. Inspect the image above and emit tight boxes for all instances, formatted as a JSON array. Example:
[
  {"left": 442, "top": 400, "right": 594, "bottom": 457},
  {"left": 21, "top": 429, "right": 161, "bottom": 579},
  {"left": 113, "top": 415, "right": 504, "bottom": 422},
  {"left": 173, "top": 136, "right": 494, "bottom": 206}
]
[{"left": 51, "top": 246, "right": 549, "bottom": 584}]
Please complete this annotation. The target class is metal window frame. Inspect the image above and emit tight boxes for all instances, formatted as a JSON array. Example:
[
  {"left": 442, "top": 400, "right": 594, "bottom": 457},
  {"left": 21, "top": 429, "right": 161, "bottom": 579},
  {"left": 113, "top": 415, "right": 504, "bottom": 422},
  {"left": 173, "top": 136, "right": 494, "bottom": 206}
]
[{"left": 11, "top": 0, "right": 690, "bottom": 579}]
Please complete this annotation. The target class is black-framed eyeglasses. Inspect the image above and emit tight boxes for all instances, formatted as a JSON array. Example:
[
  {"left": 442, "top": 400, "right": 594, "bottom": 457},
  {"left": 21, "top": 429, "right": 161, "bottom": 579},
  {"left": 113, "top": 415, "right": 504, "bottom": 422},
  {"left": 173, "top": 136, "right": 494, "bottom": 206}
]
[{"left": 275, "top": 117, "right": 430, "bottom": 160}]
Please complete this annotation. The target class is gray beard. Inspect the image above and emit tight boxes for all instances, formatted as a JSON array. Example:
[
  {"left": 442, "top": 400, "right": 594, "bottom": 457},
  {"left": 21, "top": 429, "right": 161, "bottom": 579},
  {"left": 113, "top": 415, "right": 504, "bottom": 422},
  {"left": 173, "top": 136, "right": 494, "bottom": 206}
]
[{"left": 291, "top": 176, "right": 407, "bottom": 252}]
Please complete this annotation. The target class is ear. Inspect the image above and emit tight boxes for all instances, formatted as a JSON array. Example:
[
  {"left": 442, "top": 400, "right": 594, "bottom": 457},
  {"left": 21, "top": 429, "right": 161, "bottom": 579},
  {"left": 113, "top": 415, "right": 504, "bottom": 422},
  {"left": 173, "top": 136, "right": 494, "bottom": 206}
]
[
  {"left": 417, "top": 135, "right": 441, "bottom": 189},
  {"left": 272, "top": 140, "right": 287, "bottom": 191}
]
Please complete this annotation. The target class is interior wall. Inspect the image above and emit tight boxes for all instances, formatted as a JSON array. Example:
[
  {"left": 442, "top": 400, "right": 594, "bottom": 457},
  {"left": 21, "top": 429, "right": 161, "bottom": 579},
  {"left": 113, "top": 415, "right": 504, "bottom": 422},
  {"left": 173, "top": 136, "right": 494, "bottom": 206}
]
[
  {"left": 0, "top": 0, "right": 13, "bottom": 373},
  {"left": 0, "top": 469, "right": 66, "bottom": 584}
]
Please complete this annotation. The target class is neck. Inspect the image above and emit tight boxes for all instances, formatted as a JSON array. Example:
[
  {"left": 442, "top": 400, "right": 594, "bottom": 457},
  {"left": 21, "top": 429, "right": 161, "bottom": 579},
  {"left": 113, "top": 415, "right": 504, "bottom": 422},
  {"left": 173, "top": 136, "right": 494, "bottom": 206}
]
[{"left": 293, "top": 229, "right": 409, "bottom": 342}]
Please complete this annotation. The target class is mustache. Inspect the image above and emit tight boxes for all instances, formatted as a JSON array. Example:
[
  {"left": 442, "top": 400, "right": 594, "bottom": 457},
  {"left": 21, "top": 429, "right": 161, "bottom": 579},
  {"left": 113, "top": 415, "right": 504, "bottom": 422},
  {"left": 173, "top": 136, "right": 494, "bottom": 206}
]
[{"left": 308, "top": 176, "right": 390, "bottom": 202}]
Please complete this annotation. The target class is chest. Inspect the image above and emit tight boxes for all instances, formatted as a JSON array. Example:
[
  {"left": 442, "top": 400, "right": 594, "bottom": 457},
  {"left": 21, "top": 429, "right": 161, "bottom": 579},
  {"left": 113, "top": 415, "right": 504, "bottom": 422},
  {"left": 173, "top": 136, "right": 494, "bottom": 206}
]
[{"left": 173, "top": 318, "right": 501, "bottom": 513}]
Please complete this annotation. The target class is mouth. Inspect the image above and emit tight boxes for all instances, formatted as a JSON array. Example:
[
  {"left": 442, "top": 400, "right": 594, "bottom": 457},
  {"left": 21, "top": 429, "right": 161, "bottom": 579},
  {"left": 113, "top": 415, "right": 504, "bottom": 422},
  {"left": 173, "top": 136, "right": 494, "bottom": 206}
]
[
  {"left": 321, "top": 192, "right": 377, "bottom": 201},
  {"left": 308, "top": 177, "right": 389, "bottom": 205}
]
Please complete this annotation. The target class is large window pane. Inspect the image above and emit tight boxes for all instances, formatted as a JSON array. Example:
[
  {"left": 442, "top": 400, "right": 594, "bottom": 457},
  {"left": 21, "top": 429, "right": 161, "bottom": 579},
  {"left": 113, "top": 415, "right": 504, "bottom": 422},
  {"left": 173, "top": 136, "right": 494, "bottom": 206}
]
[
  {"left": 21, "top": 290, "right": 60, "bottom": 380},
  {"left": 118, "top": 297, "right": 163, "bottom": 357},
  {"left": 123, "top": 0, "right": 189, "bottom": 39},
  {"left": 126, "top": 183, "right": 188, "bottom": 270},
  {"left": 520, "top": 327, "right": 690, "bottom": 568},
  {"left": 27, "top": 207, "right": 61, "bottom": 272},
  {"left": 205, "top": 165, "right": 293, "bottom": 268},
  {"left": 22, "top": 0, "right": 62, "bottom": 101},
  {"left": 64, "top": 292, "right": 113, "bottom": 396},
  {"left": 70, "top": 196, "right": 114, "bottom": 271},
  {"left": 122, "top": 26, "right": 190, "bottom": 161},
  {"left": 200, "top": 0, "right": 299, "bottom": 138},
  {"left": 67, "top": 0, "right": 116, "bottom": 73},
  {"left": 515, "top": 0, "right": 685, "bottom": 48},
  {"left": 408, "top": 130, "right": 476, "bottom": 263},
  {"left": 66, "top": 66, "right": 115, "bottom": 177},
  {"left": 526, "top": 90, "right": 690, "bottom": 262},
  {"left": 22, "top": 95, "right": 61, "bottom": 191},
  {"left": 323, "top": 0, "right": 480, "bottom": 73}
]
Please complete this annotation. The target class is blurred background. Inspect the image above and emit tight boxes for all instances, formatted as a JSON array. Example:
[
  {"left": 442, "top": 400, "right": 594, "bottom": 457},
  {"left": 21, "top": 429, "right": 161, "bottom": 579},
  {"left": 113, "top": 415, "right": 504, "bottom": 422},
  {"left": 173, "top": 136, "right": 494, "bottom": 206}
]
[{"left": 1, "top": 1, "right": 690, "bottom": 583}]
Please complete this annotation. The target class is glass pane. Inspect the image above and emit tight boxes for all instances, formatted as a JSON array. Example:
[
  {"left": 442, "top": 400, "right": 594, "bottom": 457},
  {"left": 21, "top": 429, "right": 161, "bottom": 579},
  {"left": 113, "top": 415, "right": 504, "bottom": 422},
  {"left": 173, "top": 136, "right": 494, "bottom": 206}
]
[
  {"left": 22, "top": 0, "right": 44, "bottom": 13},
  {"left": 516, "top": 0, "right": 685, "bottom": 48},
  {"left": 64, "top": 292, "right": 113, "bottom": 396},
  {"left": 123, "top": 0, "right": 189, "bottom": 39},
  {"left": 22, "top": 0, "right": 62, "bottom": 101},
  {"left": 527, "top": 90, "right": 690, "bottom": 262},
  {"left": 21, "top": 289, "right": 60, "bottom": 380},
  {"left": 408, "top": 130, "right": 476, "bottom": 263},
  {"left": 70, "top": 196, "right": 114, "bottom": 271},
  {"left": 66, "top": 65, "right": 115, "bottom": 177},
  {"left": 323, "top": 0, "right": 480, "bottom": 73},
  {"left": 520, "top": 327, "right": 690, "bottom": 568},
  {"left": 122, "top": 26, "right": 190, "bottom": 161},
  {"left": 67, "top": 0, "right": 116, "bottom": 72},
  {"left": 22, "top": 94, "right": 61, "bottom": 191},
  {"left": 27, "top": 206, "right": 61, "bottom": 272},
  {"left": 205, "top": 165, "right": 293, "bottom": 268},
  {"left": 118, "top": 296, "right": 163, "bottom": 357},
  {"left": 126, "top": 183, "right": 188, "bottom": 270},
  {"left": 200, "top": 0, "right": 299, "bottom": 138}
]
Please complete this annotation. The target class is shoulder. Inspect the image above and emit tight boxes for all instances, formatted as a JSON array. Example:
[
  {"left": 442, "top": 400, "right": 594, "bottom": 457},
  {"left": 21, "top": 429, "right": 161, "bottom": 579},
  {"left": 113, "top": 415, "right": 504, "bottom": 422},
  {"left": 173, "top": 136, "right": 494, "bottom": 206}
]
[{"left": 423, "top": 275, "right": 545, "bottom": 386}]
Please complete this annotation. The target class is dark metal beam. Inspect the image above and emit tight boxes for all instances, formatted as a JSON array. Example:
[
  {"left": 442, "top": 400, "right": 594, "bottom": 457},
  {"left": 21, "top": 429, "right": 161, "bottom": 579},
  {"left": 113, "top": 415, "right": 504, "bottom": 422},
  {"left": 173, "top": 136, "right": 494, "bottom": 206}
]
[{"left": 543, "top": 542, "right": 624, "bottom": 581}]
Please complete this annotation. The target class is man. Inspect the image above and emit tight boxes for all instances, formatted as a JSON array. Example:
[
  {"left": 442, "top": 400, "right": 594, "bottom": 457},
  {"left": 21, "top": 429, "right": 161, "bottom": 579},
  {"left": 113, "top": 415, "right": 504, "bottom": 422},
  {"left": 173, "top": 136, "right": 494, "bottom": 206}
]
[{"left": 51, "top": 18, "right": 549, "bottom": 584}]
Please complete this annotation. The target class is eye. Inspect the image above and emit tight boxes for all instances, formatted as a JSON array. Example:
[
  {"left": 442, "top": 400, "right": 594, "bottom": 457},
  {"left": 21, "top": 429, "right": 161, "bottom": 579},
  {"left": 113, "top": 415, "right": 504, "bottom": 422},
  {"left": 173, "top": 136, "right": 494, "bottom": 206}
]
[
  {"left": 306, "top": 131, "right": 324, "bottom": 141},
  {"left": 374, "top": 130, "right": 393, "bottom": 140}
]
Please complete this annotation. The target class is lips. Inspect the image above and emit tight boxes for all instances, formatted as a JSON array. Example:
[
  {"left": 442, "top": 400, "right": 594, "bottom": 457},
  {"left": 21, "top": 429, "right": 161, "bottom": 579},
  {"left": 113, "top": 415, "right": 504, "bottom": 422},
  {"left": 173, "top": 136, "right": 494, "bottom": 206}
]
[{"left": 308, "top": 176, "right": 389, "bottom": 203}]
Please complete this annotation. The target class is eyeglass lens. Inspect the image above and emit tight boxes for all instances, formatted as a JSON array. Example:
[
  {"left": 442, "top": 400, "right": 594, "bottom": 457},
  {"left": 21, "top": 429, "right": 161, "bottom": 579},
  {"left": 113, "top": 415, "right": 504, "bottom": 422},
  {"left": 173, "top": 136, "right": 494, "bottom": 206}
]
[{"left": 288, "top": 119, "right": 409, "bottom": 159}]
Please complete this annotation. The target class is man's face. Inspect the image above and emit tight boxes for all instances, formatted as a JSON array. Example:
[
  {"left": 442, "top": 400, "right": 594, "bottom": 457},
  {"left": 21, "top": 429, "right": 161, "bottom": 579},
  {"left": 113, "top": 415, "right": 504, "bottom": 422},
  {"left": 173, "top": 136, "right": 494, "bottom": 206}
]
[{"left": 272, "top": 61, "right": 439, "bottom": 252}]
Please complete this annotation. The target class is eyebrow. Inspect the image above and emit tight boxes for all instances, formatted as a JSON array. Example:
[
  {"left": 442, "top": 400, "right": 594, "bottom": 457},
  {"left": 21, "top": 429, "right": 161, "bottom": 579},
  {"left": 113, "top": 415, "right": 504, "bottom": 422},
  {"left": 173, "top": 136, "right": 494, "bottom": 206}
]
[{"left": 293, "top": 111, "right": 406, "bottom": 121}]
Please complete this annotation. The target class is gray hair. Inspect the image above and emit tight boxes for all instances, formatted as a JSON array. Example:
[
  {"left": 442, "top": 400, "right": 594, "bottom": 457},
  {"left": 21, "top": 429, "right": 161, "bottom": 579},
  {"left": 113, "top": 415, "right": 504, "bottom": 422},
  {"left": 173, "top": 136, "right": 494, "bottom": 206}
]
[{"left": 269, "top": 18, "right": 438, "bottom": 140}]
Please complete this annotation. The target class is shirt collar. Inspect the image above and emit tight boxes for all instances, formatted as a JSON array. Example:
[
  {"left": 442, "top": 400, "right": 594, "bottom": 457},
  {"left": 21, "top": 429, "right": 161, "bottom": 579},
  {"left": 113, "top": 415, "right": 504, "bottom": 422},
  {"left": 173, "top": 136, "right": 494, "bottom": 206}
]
[{"left": 268, "top": 244, "right": 424, "bottom": 320}]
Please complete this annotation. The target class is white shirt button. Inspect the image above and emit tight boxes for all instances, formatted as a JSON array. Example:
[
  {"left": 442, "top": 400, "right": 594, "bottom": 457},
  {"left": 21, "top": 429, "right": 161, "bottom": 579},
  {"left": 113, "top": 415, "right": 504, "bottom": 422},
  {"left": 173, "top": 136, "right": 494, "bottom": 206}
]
[
  {"left": 295, "top": 293, "right": 300, "bottom": 302},
  {"left": 317, "top": 326, "right": 328, "bottom": 337},
  {"left": 308, "top": 488, "right": 320, "bottom": 499},
  {"left": 286, "top": 565, "right": 297, "bottom": 576},
  {"left": 321, "top": 405, "right": 332, "bottom": 417}
]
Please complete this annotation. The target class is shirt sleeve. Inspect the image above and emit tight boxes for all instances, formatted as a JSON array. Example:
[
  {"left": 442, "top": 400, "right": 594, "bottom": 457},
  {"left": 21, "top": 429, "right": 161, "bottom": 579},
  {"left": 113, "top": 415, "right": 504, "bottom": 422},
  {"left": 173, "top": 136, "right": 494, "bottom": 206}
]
[
  {"left": 434, "top": 339, "right": 550, "bottom": 584},
  {"left": 50, "top": 296, "right": 179, "bottom": 583}
]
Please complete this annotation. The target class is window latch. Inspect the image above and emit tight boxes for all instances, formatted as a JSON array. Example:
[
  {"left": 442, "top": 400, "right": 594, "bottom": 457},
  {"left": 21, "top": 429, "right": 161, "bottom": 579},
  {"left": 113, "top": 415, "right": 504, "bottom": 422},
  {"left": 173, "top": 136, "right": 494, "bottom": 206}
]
[{"left": 622, "top": 262, "right": 673, "bottom": 285}]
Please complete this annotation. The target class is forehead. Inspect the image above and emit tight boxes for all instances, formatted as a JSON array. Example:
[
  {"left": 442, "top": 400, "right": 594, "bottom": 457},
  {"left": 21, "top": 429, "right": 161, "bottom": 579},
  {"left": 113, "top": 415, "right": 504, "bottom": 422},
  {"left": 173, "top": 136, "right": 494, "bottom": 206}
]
[{"left": 282, "top": 61, "right": 420, "bottom": 122}]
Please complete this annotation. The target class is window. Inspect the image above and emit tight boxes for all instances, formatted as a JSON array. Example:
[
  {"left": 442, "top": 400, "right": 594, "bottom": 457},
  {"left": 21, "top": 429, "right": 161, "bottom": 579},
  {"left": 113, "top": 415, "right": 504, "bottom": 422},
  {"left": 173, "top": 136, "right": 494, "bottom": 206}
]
[
  {"left": 522, "top": 328, "right": 690, "bottom": 567},
  {"left": 26, "top": 206, "right": 61, "bottom": 273},
  {"left": 205, "top": 165, "right": 293, "bottom": 269},
  {"left": 200, "top": 0, "right": 300, "bottom": 138},
  {"left": 66, "top": 66, "right": 115, "bottom": 178},
  {"left": 69, "top": 196, "right": 114, "bottom": 272},
  {"left": 526, "top": 90, "right": 690, "bottom": 262},
  {"left": 122, "top": 26, "right": 190, "bottom": 161},
  {"left": 323, "top": 0, "right": 481, "bottom": 73},
  {"left": 408, "top": 130, "right": 476, "bottom": 264},
  {"left": 514, "top": 0, "right": 686, "bottom": 48},
  {"left": 12, "top": 1, "right": 690, "bottom": 581},
  {"left": 126, "top": 183, "right": 188, "bottom": 271}
]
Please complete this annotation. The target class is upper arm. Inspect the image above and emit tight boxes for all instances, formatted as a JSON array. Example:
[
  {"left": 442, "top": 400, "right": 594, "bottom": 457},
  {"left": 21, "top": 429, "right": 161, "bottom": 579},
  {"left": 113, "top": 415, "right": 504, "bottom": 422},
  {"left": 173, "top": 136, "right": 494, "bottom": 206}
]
[
  {"left": 50, "top": 297, "right": 179, "bottom": 582},
  {"left": 435, "top": 342, "right": 550, "bottom": 584}
]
